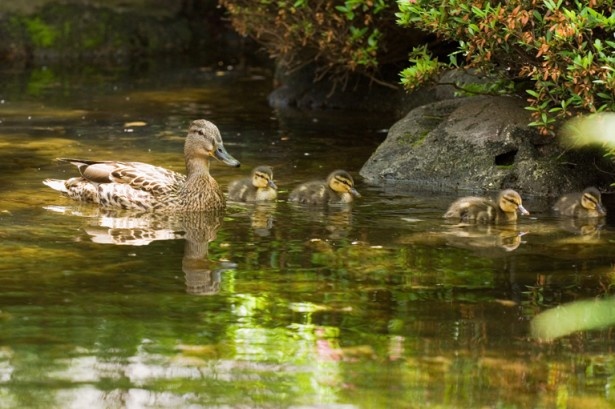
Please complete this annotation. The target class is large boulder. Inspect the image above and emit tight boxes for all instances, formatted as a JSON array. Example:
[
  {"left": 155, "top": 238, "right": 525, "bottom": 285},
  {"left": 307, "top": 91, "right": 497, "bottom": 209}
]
[{"left": 360, "top": 95, "right": 614, "bottom": 196}]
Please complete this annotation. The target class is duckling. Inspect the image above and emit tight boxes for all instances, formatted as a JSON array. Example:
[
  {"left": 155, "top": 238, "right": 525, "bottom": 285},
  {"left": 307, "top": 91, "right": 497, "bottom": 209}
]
[
  {"left": 227, "top": 166, "right": 278, "bottom": 202},
  {"left": 552, "top": 187, "right": 606, "bottom": 218},
  {"left": 288, "top": 170, "right": 361, "bottom": 205},
  {"left": 444, "top": 189, "right": 530, "bottom": 223},
  {"left": 43, "top": 119, "right": 240, "bottom": 211}
]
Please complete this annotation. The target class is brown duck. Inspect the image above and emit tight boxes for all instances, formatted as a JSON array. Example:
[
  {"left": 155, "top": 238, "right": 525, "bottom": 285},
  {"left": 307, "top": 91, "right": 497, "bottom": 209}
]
[{"left": 43, "top": 119, "right": 240, "bottom": 211}]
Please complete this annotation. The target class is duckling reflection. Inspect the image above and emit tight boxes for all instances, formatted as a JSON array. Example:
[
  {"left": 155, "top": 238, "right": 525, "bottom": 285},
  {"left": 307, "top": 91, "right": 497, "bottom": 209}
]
[
  {"left": 442, "top": 224, "right": 527, "bottom": 253},
  {"left": 250, "top": 203, "right": 276, "bottom": 237},
  {"left": 44, "top": 205, "right": 227, "bottom": 295},
  {"left": 289, "top": 203, "right": 354, "bottom": 239},
  {"left": 444, "top": 189, "right": 529, "bottom": 224},
  {"left": 228, "top": 202, "right": 276, "bottom": 237},
  {"left": 325, "top": 206, "right": 354, "bottom": 239},
  {"left": 556, "top": 216, "right": 605, "bottom": 241},
  {"left": 553, "top": 187, "right": 606, "bottom": 218}
]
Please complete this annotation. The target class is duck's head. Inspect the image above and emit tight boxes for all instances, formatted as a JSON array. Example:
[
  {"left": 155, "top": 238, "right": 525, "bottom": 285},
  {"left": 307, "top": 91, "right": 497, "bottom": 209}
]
[
  {"left": 185, "top": 119, "right": 240, "bottom": 167},
  {"left": 498, "top": 189, "right": 529, "bottom": 216},
  {"left": 581, "top": 187, "right": 606, "bottom": 215},
  {"left": 252, "top": 166, "right": 277, "bottom": 190},
  {"left": 327, "top": 170, "right": 361, "bottom": 198}
]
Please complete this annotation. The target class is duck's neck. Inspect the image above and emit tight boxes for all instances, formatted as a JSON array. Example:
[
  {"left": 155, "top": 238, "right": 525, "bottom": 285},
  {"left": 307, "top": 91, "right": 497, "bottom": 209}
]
[
  {"left": 327, "top": 186, "right": 352, "bottom": 203},
  {"left": 183, "top": 157, "right": 219, "bottom": 195},
  {"left": 185, "top": 157, "right": 210, "bottom": 178},
  {"left": 498, "top": 209, "right": 517, "bottom": 222}
]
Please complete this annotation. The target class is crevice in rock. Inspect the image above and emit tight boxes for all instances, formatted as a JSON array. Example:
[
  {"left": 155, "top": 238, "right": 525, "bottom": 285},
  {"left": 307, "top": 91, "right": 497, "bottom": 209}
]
[{"left": 495, "top": 149, "right": 518, "bottom": 166}]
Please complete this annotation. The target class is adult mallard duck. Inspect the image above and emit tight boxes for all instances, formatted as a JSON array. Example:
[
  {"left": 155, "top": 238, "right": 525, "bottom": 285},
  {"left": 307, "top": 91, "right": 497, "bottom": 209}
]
[
  {"left": 43, "top": 119, "right": 240, "bottom": 211},
  {"left": 553, "top": 187, "right": 606, "bottom": 218},
  {"left": 444, "top": 189, "right": 529, "bottom": 223},
  {"left": 227, "top": 165, "right": 277, "bottom": 202},
  {"left": 288, "top": 170, "right": 360, "bottom": 205}
]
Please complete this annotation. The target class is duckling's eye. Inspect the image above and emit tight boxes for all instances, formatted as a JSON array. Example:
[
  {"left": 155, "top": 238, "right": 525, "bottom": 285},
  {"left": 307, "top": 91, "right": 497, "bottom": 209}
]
[
  {"left": 335, "top": 177, "right": 352, "bottom": 187},
  {"left": 584, "top": 194, "right": 597, "bottom": 204},
  {"left": 503, "top": 197, "right": 519, "bottom": 207}
]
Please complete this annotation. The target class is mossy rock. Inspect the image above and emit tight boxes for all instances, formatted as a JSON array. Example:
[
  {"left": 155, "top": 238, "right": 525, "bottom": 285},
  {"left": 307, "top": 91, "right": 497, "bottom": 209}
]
[{"left": 360, "top": 95, "right": 615, "bottom": 197}]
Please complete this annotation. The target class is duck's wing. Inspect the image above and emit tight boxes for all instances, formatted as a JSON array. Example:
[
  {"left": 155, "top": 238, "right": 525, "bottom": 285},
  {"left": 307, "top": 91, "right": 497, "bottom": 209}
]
[
  {"left": 289, "top": 180, "right": 328, "bottom": 205},
  {"left": 58, "top": 158, "right": 185, "bottom": 195},
  {"left": 552, "top": 193, "right": 582, "bottom": 216},
  {"left": 444, "top": 196, "right": 492, "bottom": 218},
  {"left": 110, "top": 162, "right": 185, "bottom": 195},
  {"left": 227, "top": 177, "right": 254, "bottom": 202}
]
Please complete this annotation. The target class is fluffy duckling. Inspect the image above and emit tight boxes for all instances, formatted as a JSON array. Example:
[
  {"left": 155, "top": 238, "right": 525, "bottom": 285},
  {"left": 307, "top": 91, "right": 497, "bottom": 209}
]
[
  {"left": 444, "top": 189, "right": 529, "bottom": 223},
  {"left": 289, "top": 170, "right": 361, "bottom": 205},
  {"left": 227, "top": 166, "right": 278, "bottom": 202},
  {"left": 553, "top": 187, "right": 606, "bottom": 218}
]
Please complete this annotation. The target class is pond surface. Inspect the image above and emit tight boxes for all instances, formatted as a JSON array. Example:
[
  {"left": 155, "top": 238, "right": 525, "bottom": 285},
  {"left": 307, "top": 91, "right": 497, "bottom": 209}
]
[{"left": 1, "top": 61, "right": 615, "bottom": 409}]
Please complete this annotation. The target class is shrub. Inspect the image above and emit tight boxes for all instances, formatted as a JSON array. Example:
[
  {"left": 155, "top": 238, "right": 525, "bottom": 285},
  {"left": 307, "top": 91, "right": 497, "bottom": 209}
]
[
  {"left": 397, "top": 0, "right": 615, "bottom": 135},
  {"left": 220, "top": 0, "right": 418, "bottom": 87}
]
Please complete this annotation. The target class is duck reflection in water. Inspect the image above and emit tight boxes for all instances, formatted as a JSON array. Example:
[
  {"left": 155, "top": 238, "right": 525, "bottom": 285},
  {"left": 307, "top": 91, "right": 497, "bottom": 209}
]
[
  {"left": 442, "top": 224, "right": 527, "bottom": 253},
  {"left": 556, "top": 217, "right": 606, "bottom": 242},
  {"left": 228, "top": 202, "right": 277, "bottom": 237},
  {"left": 45, "top": 205, "right": 229, "bottom": 295},
  {"left": 289, "top": 203, "right": 355, "bottom": 240}
]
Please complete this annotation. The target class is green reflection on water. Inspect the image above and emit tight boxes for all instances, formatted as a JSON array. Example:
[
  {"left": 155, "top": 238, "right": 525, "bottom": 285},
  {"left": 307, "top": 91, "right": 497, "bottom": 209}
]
[{"left": 1, "top": 63, "right": 615, "bottom": 408}]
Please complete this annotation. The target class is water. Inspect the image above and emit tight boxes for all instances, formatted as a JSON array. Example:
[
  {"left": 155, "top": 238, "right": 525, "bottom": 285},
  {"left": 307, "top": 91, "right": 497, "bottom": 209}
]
[{"left": 1, "top": 62, "right": 615, "bottom": 409}]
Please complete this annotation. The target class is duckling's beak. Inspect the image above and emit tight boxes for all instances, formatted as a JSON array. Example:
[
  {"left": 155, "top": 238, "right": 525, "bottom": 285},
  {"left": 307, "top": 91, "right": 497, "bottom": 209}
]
[
  {"left": 350, "top": 187, "right": 361, "bottom": 198},
  {"left": 518, "top": 204, "right": 530, "bottom": 216},
  {"left": 214, "top": 146, "right": 240, "bottom": 167},
  {"left": 597, "top": 203, "right": 607, "bottom": 216},
  {"left": 268, "top": 179, "right": 278, "bottom": 190}
]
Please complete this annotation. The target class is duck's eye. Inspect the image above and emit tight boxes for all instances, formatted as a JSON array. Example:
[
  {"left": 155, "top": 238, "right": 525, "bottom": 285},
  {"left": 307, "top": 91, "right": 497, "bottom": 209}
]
[
  {"left": 584, "top": 194, "right": 597, "bottom": 204},
  {"left": 503, "top": 197, "right": 519, "bottom": 207},
  {"left": 335, "top": 177, "right": 352, "bottom": 187}
]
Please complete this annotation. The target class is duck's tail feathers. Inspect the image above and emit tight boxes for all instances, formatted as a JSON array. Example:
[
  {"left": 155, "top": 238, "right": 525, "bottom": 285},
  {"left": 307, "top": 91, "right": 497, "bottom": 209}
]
[{"left": 43, "top": 178, "right": 68, "bottom": 193}]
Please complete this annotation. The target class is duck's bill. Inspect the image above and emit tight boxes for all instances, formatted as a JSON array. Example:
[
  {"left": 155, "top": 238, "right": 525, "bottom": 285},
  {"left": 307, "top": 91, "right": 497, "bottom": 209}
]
[
  {"left": 268, "top": 180, "right": 278, "bottom": 190},
  {"left": 350, "top": 188, "right": 361, "bottom": 198},
  {"left": 518, "top": 204, "right": 530, "bottom": 215},
  {"left": 597, "top": 204, "right": 607, "bottom": 216},
  {"left": 215, "top": 146, "right": 240, "bottom": 167}
]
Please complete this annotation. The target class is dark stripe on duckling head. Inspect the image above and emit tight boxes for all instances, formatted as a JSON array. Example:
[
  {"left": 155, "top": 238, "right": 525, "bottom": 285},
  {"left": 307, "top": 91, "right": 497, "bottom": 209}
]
[
  {"left": 253, "top": 166, "right": 277, "bottom": 189},
  {"left": 335, "top": 175, "right": 352, "bottom": 188},
  {"left": 499, "top": 190, "right": 529, "bottom": 215},
  {"left": 583, "top": 192, "right": 598, "bottom": 206},
  {"left": 581, "top": 188, "right": 605, "bottom": 214},
  {"left": 329, "top": 170, "right": 361, "bottom": 197}
]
